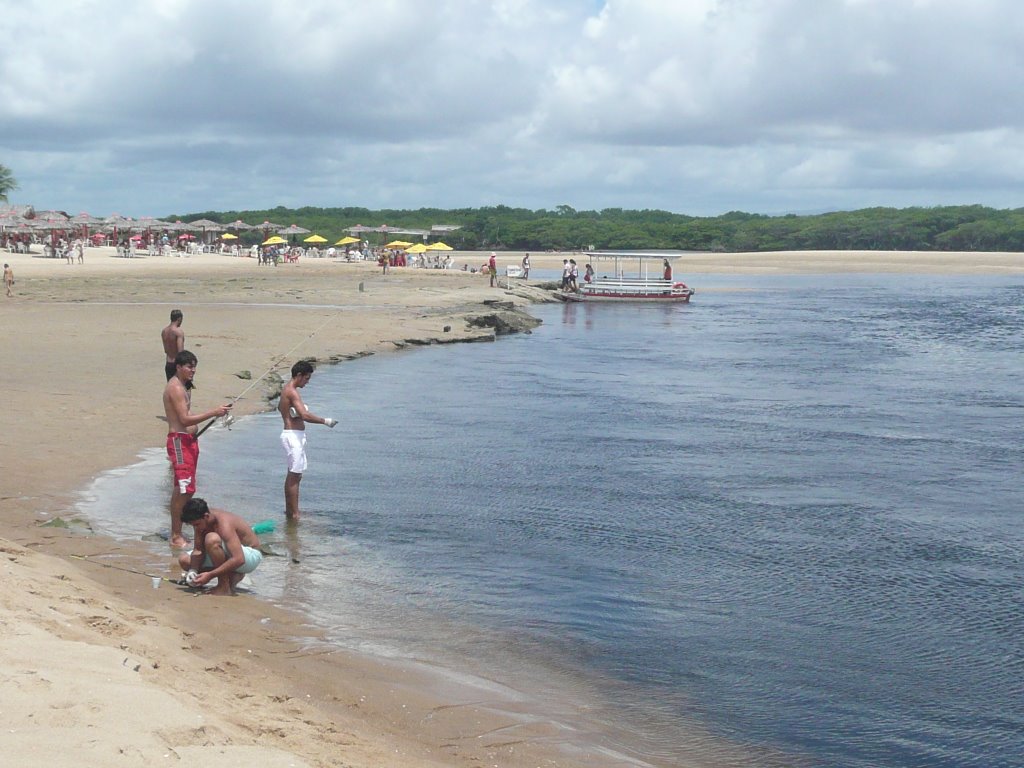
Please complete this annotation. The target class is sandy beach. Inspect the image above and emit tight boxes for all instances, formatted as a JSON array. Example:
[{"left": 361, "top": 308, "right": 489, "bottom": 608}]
[{"left": 1, "top": 245, "right": 1022, "bottom": 767}]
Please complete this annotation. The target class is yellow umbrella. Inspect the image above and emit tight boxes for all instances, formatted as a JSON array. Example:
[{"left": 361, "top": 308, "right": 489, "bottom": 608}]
[
  {"left": 221, "top": 233, "right": 238, "bottom": 240},
  {"left": 335, "top": 236, "right": 360, "bottom": 246},
  {"left": 405, "top": 243, "right": 428, "bottom": 253},
  {"left": 262, "top": 235, "right": 287, "bottom": 246},
  {"left": 384, "top": 240, "right": 413, "bottom": 248},
  {"left": 425, "top": 241, "right": 453, "bottom": 251},
  {"left": 303, "top": 234, "right": 328, "bottom": 243}
]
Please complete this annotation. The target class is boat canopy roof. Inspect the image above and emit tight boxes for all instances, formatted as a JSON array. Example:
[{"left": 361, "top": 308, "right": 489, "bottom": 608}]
[{"left": 584, "top": 251, "right": 688, "bottom": 261}]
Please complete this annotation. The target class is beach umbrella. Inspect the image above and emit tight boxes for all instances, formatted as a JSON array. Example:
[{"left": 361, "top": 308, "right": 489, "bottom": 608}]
[
  {"left": 278, "top": 223, "right": 311, "bottom": 246},
  {"left": 189, "top": 218, "right": 224, "bottom": 243},
  {"left": 103, "top": 214, "right": 136, "bottom": 244},
  {"left": 334, "top": 236, "right": 360, "bottom": 246},
  {"left": 34, "top": 210, "right": 71, "bottom": 221},
  {"left": 177, "top": 233, "right": 196, "bottom": 240},
  {"left": 262, "top": 235, "right": 287, "bottom": 246},
  {"left": 405, "top": 243, "right": 428, "bottom": 253},
  {"left": 31, "top": 217, "right": 72, "bottom": 251},
  {"left": 257, "top": 220, "right": 283, "bottom": 241},
  {"left": 384, "top": 240, "right": 413, "bottom": 248},
  {"left": 189, "top": 218, "right": 223, "bottom": 231},
  {"left": 30, "top": 218, "right": 71, "bottom": 231},
  {"left": 69, "top": 211, "right": 103, "bottom": 237},
  {"left": 221, "top": 232, "right": 238, "bottom": 240},
  {"left": 425, "top": 241, "right": 453, "bottom": 251},
  {"left": 225, "top": 219, "right": 255, "bottom": 231},
  {"left": 303, "top": 234, "right": 327, "bottom": 243}
]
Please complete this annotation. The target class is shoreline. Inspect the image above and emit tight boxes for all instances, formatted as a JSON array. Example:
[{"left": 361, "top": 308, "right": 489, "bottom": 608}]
[
  {"left": 2, "top": 246, "right": 1021, "bottom": 767},
  {"left": 1, "top": 248, "right": 642, "bottom": 768}
]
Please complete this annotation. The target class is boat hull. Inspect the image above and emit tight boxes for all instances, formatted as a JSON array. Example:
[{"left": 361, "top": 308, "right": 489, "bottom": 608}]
[{"left": 557, "top": 281, "right": 695, "bottom": 303}]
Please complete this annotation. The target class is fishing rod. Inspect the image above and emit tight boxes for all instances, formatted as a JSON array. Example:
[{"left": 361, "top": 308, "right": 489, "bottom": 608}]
[{"left": 194, "top": 309, "right": 346, "bottom": 438}]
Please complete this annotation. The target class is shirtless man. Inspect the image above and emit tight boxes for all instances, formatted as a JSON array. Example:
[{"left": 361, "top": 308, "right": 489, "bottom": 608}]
[
  {"left": 177, "top": 498, "right": 262, "bottom": 596},
  {"left": 163, "top": 350, "right": 232, "bottom": 548},
  {"left": 3, "top": 263, "right": 13, "bottom": 297},
  {"left": 278, "top": 360, "right": 337, "bottom": 520},
  {"left": 162, "top": 309, "right": 185, "bottom": 381}
]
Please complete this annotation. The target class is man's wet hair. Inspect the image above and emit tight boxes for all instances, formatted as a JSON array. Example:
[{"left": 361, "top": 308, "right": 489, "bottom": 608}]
[
  {"left": 181, "top": 497, "right": 210, "bottom": 523},
  {"left": 291, "top": 359, "right": 315, "bottom": 378},
  {"left": 175, "top": 350, "right": 198, "bottom": 368}
]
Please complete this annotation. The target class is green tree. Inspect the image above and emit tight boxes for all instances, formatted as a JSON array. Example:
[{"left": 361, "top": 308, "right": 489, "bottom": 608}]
[{"left": 0, "top": 164, "right": 17, "bottom": 203}]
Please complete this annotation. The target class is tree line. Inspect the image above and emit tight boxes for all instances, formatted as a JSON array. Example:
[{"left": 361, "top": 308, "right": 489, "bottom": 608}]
[
  {"left": 169, "top": 203, "right": 1024, "bottom": 252},
  {"left": 4, "top": 156, "right": 1022, "bottom": 253}
]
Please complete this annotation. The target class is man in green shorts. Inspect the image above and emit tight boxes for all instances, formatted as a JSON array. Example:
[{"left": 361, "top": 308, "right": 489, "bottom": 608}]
[{"left": 178, "top": 498, "right": 262, "bottom": 596}]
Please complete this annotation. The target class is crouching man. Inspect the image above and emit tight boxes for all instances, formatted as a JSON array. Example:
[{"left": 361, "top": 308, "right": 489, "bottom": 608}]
[{"left": 178, "top": 498, "right": 262, "bottom": 596}]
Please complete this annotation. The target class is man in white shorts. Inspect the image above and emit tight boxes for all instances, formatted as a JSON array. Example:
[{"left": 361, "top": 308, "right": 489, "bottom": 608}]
[{"left": 278, "top": 360, "right": 337, "bottom": 520}]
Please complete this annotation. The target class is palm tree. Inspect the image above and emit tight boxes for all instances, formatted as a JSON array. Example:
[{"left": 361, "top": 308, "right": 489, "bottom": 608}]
[{"left": 0, "top": 164, "right": 17, "bottom": 203}]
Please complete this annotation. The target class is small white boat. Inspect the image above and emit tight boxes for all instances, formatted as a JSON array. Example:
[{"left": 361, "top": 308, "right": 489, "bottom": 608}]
[{"left": 556, "top": 252, "right": 695, "bottom": 303}]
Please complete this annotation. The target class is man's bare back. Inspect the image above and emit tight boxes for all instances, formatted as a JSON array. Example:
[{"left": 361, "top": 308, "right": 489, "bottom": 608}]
[
  {"left": 162, "top": 310, "right": 184, "bottom": 363},
  {"left": 162, "top": 323, "right": 184, "bottom": 363}
]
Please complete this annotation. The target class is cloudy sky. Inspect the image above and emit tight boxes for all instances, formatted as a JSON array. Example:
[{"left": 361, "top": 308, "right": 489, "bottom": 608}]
[{"left": 2, "top": 0, "right": 1023, "bottom": 218}]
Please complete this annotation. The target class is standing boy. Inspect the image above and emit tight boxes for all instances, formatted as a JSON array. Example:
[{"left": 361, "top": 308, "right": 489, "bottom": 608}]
[
  {"left": 163, "top": 350, "right": 233, "bottom": 548},
  {"left": 279, "top": 360, "right": 337, "bottom": 521},
  {"left": 161, "top": 309, "right": 185, "bottom": 381}
]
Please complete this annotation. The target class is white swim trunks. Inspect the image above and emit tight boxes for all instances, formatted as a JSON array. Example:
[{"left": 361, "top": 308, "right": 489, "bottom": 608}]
[{"left": 280, "top": 429, "right": 307, "bottom": 473}]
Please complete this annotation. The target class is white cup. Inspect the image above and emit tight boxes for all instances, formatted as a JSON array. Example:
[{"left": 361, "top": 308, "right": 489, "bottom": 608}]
[{"left": 151, "top": 576, "right": 161, "bottom": 589}]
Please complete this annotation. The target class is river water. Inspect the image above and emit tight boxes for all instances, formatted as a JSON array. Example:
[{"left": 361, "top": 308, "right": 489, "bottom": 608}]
[{"left": 79, "top": 273, "right": 1024, "bottom": 767}]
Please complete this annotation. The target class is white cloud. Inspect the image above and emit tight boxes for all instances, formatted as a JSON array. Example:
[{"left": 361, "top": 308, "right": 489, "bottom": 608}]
[{"left": 2, "top": 0, "right": 1024, "bottom": 217}]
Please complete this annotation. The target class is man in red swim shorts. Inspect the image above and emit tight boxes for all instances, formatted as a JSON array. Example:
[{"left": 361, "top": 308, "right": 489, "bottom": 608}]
[{"left": 162, "top": 350, "right": 233, "bottom": 549}]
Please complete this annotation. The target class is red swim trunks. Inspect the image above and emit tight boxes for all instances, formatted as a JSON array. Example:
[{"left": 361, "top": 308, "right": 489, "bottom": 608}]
[{"left": 166, "top": 432, "right": 199, "bottom": 495}]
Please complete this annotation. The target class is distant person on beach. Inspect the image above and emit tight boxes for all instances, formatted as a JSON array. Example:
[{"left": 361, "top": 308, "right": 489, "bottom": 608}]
[
  {"left": 561, "top": 259, "right": 571, "bottom": 290},
  {"left": 163, "top": 350, "right": 233, "bottom": 549},
  {"left": 663, "top": 259, "right": 673, "bottom": 281},
  {"left": 569, "top": 259, "right": 579, "bottom": 291},
  {"left": 522, "top": 253, "right": 530, "bottom": 279},
  {"left": 3, "top": 263, "right": 13, "bottom": 297},
  {"left": 584, "top": 263, "right": 594, "bottom": 283},
  {"left": 178, "top": 498, "right": 262, "bottom": 596},
  {"left": 162, "top": 309, "right": 185, "bottom": 381},
  {"left": 279, "top": 360, "right": 337, "bottom": 521},
  {"left": 488, "top": 252, "right": 498, "bottom": 287}
]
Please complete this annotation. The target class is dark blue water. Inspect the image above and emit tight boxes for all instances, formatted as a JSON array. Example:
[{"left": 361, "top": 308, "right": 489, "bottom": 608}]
[{"left": 80, "top": 274, "right": 1024, "bottom": 767}]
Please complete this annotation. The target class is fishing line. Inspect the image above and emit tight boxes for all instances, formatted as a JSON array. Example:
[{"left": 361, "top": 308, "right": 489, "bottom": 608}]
[
  {"left": 69, "top": 553, "right": 182, "bottom": 583},
  {"left": 195, "top": 307, "right": 347, "bottom": 437}
]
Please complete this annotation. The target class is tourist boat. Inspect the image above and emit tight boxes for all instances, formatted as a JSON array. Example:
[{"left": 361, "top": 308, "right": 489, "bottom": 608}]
[{"left": 556, "top": 252, "right": 695, "bottom": 303}]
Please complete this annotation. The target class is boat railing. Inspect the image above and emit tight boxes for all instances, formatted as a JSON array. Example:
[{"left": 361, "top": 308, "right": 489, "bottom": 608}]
[{"left": 584, "top": 276, "right": 679, "bottom": 291}]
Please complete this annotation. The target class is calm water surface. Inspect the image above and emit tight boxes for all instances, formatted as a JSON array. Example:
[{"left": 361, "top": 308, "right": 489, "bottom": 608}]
[{"left": 80, "top": 274, "right": 1024, "bottom": 767}]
